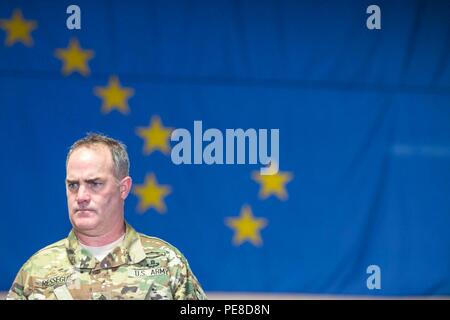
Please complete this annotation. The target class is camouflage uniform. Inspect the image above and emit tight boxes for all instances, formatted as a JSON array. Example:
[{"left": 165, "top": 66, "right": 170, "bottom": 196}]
[{"left": 7, "top": 222, "right": 207, "bottom": 300}]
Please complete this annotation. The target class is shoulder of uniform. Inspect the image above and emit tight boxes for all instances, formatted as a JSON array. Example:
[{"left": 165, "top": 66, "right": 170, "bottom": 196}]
[
  {"left": 138, "top": 233, "right": 184, "bottom": 256},
  {"left": 35, "top": 238, "right": 67, "bottom": 254},
  {"left": 22, "top": 238, "right": 67, "bottom": 267}
]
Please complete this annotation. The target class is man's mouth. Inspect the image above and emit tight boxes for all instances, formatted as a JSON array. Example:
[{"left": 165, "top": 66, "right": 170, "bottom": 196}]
[{"left": 75, "top": 209, "right": 95, "bottom": 214}]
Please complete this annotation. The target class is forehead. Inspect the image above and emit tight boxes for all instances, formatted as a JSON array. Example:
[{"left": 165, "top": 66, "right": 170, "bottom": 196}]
[{"left": 66, "top": 144, "right": 114, "bottom": 177}]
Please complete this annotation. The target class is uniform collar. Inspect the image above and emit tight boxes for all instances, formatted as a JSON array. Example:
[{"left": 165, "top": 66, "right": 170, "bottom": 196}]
[{"left": 66, "top": 221, "right": 147, "bottom": 270}]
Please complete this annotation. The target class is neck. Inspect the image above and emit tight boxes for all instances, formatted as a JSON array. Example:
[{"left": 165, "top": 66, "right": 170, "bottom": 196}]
[{"left": 76, "top": 220, "right": 126, "bottom": 247}]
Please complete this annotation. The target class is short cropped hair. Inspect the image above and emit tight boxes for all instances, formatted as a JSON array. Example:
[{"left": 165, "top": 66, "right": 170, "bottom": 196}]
[{"left": 66, "top": 133, "right": 130, "bottom": 179}]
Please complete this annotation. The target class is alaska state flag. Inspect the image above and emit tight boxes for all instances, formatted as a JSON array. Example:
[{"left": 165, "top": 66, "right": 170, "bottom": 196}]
[{"left": 1, "top": 0, "right": 450, "bottom": 296}]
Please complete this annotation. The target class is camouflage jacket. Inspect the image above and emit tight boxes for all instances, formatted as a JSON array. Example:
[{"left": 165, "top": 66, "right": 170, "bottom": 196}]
[{"left": 6, "top": 223, "right": 207, "bottom": 300}]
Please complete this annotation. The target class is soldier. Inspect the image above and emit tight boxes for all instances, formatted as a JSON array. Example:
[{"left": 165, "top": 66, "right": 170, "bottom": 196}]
[{"left": 7, "top": 133, "right": 207, "bottom": 300}]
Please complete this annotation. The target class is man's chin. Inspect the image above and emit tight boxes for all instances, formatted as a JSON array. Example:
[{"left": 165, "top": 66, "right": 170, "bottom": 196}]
[{"left": 71, "top": 215, "right": 99, "bottom": 231}]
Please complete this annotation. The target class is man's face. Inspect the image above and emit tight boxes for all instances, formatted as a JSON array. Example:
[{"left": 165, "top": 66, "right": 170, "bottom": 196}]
[{"left": 66, "top": 144, "right": 127, "bottom": 236}]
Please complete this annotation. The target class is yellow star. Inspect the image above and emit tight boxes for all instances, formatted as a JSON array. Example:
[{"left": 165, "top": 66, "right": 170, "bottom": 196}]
[
  {"left": 252, "top": 163, "right": 293, "bottom": 200},
  {"left": 136, "top": 116, "right": 173, "bottom": 155},
  {"left": 0, "top": 9, "right": 37, "bottom": 47},
  {"left": 226, "top": 205, "right": 268, "bottom": 247},
  {"left": 133, "top": 173, "right": 172, "bottom": 214},
  {"left": 54, "top": 38, "right": 94, "bottom": 76},
  {"left": 94, "top": 76, "right": 134, "bottom": 114}
]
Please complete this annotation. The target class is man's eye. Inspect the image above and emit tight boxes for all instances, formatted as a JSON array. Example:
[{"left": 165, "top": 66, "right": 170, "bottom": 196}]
[
  {"left": 68, "top": 183, "right": 78, "bottom": 190},
  {"left": 90, "top": 182, "right": 103, "bottom": 188}
]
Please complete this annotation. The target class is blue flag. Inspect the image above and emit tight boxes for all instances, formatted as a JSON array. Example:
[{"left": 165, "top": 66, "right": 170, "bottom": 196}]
[{"left": 1, "top": 0, "right": 450, "bottom": 296}]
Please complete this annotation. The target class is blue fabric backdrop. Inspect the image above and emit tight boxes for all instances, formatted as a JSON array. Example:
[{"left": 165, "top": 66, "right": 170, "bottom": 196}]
[{"left": 1, "top": 0, "right": 449, "bottom": 296}]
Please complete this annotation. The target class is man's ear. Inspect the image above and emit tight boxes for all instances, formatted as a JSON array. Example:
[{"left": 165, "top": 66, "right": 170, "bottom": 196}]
[{"left": 119, "top": 176, "right": 132, "bottom": 200}]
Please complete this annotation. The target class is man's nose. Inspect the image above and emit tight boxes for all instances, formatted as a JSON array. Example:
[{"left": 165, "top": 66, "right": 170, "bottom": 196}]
[{"left": 76, "top": 185, "right": 90, "bottom": 203}]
